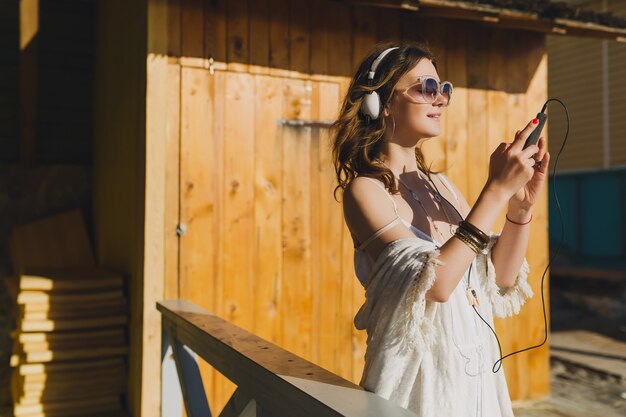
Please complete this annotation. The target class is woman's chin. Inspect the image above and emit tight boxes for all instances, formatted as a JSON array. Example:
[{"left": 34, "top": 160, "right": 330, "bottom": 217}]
[{"left": 420, "top": 128, "right": 442, "bottom": 139}]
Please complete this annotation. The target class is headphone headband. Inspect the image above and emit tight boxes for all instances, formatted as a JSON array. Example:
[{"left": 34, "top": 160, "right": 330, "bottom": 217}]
[{"left": 367, "top": 47, "right": 399, "bottom": 80}]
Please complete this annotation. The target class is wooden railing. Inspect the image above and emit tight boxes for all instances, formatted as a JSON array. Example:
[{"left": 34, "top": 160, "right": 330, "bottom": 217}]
[{"left": 158, "top": 300, "right": 418, "bottom": 417}]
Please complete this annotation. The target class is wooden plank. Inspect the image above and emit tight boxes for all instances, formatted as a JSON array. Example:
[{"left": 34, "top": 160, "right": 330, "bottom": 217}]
[
  {"left": 326, "top": 78, "right": 359, "bottom": 385},
  {"left": 309, "top": 0, "right": 329, "bottom": 74},
  {"left": 218, "top": 387, "right": 254, "bottom": 417},
  {"left": 18, "top": 267, "right": 122, "bottom": 291},
  {"left": 326, "top": 1, "right": 352, "bottom": 76},
  {"left": 249, "top": 0, "right": 270, "bottom": 70},
  {"left": 313, "top": 81, "right": 344, "bottom": 373},
  {"left": 465, "top": 25, "right": 490, "bottom": 205},
  {"left": 281, "top": 78, "right": 313, "bottom": 360},
  {"left": 18, "top": 315, "right": 127, "bottom": 332},
  {"left": 351, "top": 6, "right": 377, "bottom": 69},
  {"left": 18, "top": 369, "right": 124, "bottom": 391},
  {"left": 290, "top": 0, "right": 310, "bottom": 73},
  {"left": 12, "top": 346, "right": 127, "bottom": 364},
  {"left": 20, "top": 332, "right": 125, "bottom": 351},
  {"left": 227, "top": 0, "right": 249, "bottom": 70},
  {"left": 21, "top": 302, "right": 126, "bottom": 321},
  {"left": 269, "top": 0, "right": 290, "bottom": 72},
  {"left": 142, "top": 18, "right": 167, "bottom": 411},
  {"left": 551, "top": 330, "right": 626, "bottom": 363},
  {"left": 18, "top": 298, "right": 127, "bottom": 315},
  {"left": 179, "top": 66, "right": 219, "bottom": 408},
  {"left": 18, "top": 328, "right": 125, "bottom": 345},
  {"left": 18, "top": 382, "right": 124, "bottom": 405},
  {"left": 167, "top": 0, "right": 181, "bottom": 57},
  {"left": 205, "top": 0, "right": 227, "bottom": 63},
  {"left": 145, "top": 26, "right": 178, "bottom": 415},
  {"left": 216, "top": 71, "right": 256, "bottom": 411},
  {"left": 164, "top": 62, "right": 181, "bottom": 300},
  {"left": 10, "top": 209, "right": 94, "bottom": 274},
  {"left": 377, "top": 8, "right": 401, "bottom": 43},
  {"left": 310, "top": 83, "right": 322, "bottom": 366},
  {"left": 18, "top": 357, "right": 125, "bottom": 376},
  {"left": 181, "top": 0, "right": 204, "bottom": 59},
  {"left": 138, "top": 35, "right": 169, "bottom": 406},
  {"left": 13, "top": 394, "right": 121, "bottom": 417},
  {"left": 17, "top": 289, "right": 124, "bottom": 305},
  {"left": 486, "top": 27, "right": 509, "bottom": 223},
  {"left": 401, "top": 10, "right": 421, "bottom": 43},
  {"left": 253, "top": 75, "right": 284, "bottom": 346},
  {"left": 444, "top": 21, "right": 469, "bottom": 195}
]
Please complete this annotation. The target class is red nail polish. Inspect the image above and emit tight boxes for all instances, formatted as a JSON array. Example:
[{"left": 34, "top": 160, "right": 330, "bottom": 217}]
[{"left": 532, "top": 118, "right": 539, "bottom": 124}]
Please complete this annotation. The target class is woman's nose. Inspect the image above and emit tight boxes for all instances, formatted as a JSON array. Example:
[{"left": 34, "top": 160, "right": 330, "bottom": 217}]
[{"left": 433, "top": 92, "right": 446, "bottom": 106}]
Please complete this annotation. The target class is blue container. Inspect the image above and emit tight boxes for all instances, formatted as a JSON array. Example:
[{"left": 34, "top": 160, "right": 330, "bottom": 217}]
[{"left": 548, "top": 168, "right": 626, "bottom": 269}]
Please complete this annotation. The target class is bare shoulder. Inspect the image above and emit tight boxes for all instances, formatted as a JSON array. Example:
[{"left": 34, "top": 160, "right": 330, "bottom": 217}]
[
  {"left": 343, "top": 176, "right": 392, "bottom": 220},
  {"left": 344, "top": 177, "right": 394, "bottom": 225}
]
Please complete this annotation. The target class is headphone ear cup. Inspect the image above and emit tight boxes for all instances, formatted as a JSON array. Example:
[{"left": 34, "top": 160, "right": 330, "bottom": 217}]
[{"left": 361, "top": 91, "right": 381, "bottom": 120}]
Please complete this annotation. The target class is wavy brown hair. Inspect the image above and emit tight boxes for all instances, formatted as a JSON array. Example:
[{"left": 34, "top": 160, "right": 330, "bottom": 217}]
[{"left": 331, "top": 42, "right": 440, "bottom": 200}]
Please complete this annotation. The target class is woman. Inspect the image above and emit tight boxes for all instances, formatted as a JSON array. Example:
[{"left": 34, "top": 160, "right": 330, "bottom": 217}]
[{"left": 331, "top": 42, "right": 549, "bottom": 417}]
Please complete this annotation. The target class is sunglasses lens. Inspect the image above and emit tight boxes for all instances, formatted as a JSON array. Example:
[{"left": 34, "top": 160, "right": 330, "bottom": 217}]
[
  {"left": 422, "top": 78, "right": 439, "bottom": 102},
  {"left": 441, "top": 82, "right": 452, "bottom": 105}
]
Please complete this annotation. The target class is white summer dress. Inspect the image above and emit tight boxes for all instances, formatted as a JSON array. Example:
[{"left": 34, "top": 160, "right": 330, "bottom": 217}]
[{"left": 351, "top": 175, "right": 533, "bottom": 417}]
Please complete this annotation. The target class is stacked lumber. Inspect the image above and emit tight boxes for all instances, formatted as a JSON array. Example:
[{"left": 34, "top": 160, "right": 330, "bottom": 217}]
[{"left": 7, "top": 210, "right": 127, "bottom": 416}]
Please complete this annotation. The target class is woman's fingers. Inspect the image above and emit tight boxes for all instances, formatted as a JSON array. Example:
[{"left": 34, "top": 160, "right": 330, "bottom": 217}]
[
  {"left": 521, "top": 143, "right": 539, "bottom": 159},
  {"left": 511, "top": 119, "right": 539, "bottom": 151},
  {"left": 538, "top": 151, "right": 550, "bottom": 173},
  {"left": 535, "top": 136, "right": 546, "bottom": 162}
]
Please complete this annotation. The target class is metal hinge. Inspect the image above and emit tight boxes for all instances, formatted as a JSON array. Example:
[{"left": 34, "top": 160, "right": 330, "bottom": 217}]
[
  {"left": 176, "top": 223, "right": 187, "bottom": 237},
  {"left": 278, "top": 119, "right": 334, "bottom": 128}
]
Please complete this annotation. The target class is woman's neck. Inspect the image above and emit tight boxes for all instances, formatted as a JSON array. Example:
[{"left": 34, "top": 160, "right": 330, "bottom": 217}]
[{"left": 378, "top": 142, "right": 420, "bottom": 176}]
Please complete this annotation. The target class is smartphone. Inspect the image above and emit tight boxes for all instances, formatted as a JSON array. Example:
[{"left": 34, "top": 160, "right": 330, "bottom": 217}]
[{"left": 523, "top": 112, "right": 548, "bottom": 149}]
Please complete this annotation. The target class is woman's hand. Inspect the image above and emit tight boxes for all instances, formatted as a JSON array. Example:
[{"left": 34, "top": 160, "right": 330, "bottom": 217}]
[
  {"left": 486, "top": 119, "right": 543, "bottom": 202},
  {"left": 510, "top": 135, "right": 550, "bottom": 210}
]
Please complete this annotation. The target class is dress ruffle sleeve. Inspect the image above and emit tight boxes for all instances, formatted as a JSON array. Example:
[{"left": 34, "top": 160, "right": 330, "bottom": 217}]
[
  {"left": 476, "top": 233, "right": 534, "bottom": 318},
  {"left": 353, "top": 237, "right": 443, "bottom": 402}
]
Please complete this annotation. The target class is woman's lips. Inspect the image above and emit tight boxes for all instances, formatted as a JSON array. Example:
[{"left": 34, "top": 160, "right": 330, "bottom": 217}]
[{"left": 427, "top": 114, "right": 441, "bottom": 120}]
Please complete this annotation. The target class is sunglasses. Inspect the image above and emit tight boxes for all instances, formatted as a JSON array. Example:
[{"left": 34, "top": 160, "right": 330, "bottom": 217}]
[{"left": 396, "top": 76, "right": 453, "bottom": 106}]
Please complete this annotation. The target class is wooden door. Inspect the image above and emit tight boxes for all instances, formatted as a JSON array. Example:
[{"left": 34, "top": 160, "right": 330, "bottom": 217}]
[{"left": 176, "top": 67, "right": 364, "bottom": 412}]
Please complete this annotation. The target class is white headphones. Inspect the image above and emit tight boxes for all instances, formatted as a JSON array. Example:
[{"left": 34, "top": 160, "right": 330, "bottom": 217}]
[{"left": 360, "top": 47, "right": 399, "bottom": 120}]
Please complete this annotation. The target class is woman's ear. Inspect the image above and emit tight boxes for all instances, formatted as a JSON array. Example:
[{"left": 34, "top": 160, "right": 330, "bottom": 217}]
[{"left": 383, "top": 105, "right": 391, "bottom": 118}]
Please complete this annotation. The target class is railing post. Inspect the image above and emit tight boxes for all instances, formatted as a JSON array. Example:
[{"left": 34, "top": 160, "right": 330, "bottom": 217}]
[
  {"left": 162, "top": 322, "right": 184, "bottom": 417},
  {"left": 163, "top": 320, "right": 212, "bottom": 417}
]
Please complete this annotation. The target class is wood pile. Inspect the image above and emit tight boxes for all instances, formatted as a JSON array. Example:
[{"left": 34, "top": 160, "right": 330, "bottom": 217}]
[{"left": 6, "top": 210, "right": 127, "bottom": 417}]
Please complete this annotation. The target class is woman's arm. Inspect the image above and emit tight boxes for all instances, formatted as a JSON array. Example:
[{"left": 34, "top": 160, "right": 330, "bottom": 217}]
[
  {"left": 490, "top": 202, "right": 533, "bottom": 289},
  {"left": 427, "top": 184, "right": 508, "bottom": 302},
  {"left": 489, "top": 131, "right": 550, "bottom": 289}
]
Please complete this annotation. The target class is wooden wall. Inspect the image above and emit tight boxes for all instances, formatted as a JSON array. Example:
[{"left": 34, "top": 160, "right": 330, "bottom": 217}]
[
  {"left": 94, "top": 1, "right": 148, "bottom": 416},
  {"left": 0, "top": 0, "right": 19, "bottom": 163},
  {"left": 153, "top": 0, "right": 550, "bottom": 413}
]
